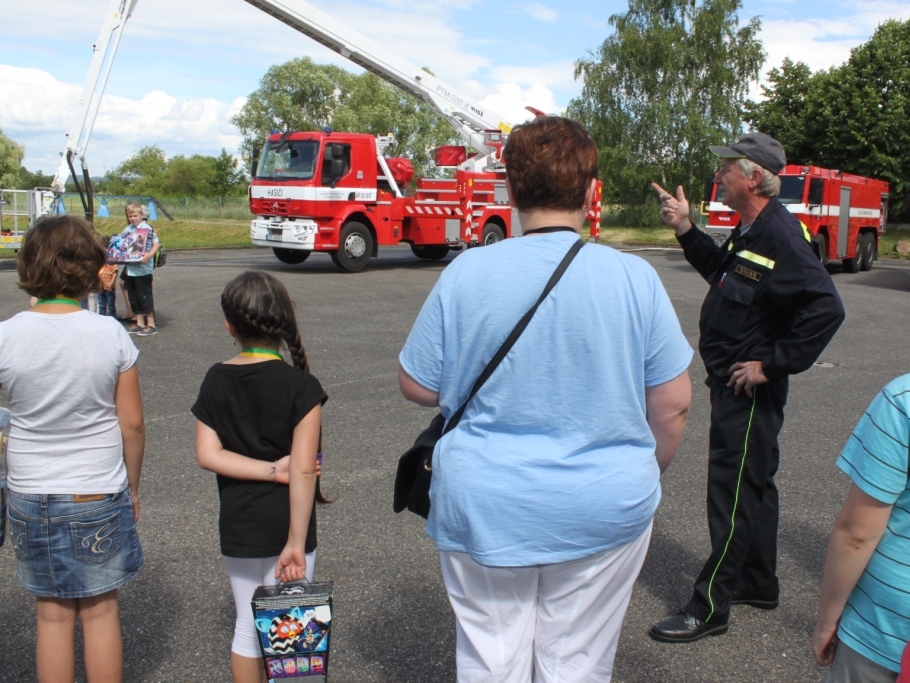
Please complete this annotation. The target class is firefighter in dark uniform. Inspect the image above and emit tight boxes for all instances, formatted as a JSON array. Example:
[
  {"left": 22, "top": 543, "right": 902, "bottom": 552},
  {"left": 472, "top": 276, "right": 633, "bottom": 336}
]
[{"left": 648, "top": 133, "right": 846, "bottom": 642}]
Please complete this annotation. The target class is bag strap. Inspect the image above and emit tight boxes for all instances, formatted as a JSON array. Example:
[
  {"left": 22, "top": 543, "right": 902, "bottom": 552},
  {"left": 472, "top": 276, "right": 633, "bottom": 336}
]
[{"left": 442, "top": 238, "right": 584, "bottom": 436}]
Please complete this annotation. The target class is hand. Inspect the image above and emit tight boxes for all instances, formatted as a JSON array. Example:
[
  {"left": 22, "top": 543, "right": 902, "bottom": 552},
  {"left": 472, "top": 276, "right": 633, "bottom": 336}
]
[
  {"left": 140, "top": 254, "right": 152, "bottom": 264},
  {"left": 811, "top": 621, "right": 839, "bottom": 666},
  {"left": 652, "top": 183, "right": 692, "bottom": 235},
  {"left": 273, "top": 455, "right": 291, "bottom": 484},
  {"left": 130, "top": 490, "right": 140, "bottom": 522},
  {"left": 275, "top": 545, "right": 307, "bottom": 583},
  {"left": 728, "top": 361, "right": 768, "bottom": 397}
]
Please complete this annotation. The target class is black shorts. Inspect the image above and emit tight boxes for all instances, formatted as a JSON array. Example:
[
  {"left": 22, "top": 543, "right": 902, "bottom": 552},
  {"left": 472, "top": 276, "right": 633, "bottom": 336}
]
[{"left": 125, "top": 274, "right": 154, "bottom": 314}]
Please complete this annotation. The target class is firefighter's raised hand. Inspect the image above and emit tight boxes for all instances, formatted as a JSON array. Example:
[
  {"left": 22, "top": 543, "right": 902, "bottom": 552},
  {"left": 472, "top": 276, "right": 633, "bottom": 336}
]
[{"left": 652, "top": 183, "right": 693, "bottom": 236}]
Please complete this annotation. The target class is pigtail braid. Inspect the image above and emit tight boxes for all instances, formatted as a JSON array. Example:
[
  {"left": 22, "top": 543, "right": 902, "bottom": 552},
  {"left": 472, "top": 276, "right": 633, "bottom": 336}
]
[{"left": 280, "top": 318, "right": 334, "bottom": 504}]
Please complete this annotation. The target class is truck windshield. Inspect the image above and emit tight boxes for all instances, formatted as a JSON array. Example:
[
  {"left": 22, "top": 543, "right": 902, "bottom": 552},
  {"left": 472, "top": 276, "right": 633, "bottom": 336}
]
[
  {"left": 778, "top": 176, "right": 805, "bottom": 205},
  {"left": 714, "top": 176, "right": 806, "bottom": 206},
  {"left": 256, "top": 140, "right": 319, "bottom": 181}
]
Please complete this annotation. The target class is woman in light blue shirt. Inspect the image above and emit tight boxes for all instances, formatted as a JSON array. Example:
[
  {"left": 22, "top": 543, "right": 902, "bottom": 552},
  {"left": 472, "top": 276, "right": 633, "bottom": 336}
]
[{"left": 398, "top": 116, "right": 694, "bottom": 683}]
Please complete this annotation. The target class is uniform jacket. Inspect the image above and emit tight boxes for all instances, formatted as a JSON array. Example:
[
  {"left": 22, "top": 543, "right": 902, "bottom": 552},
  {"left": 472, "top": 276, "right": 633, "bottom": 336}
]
[{"left": 678, "top": 197, "right": 845, "bottom": 381}]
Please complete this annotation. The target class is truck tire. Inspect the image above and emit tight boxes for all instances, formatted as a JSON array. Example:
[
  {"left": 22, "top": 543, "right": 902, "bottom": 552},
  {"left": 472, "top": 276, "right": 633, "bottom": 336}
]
[
  {"left": 813, "top": 233, "right": 828, "bottom": 265},
  {"left": 482, "top": 223, "right": 505, "bottom": 246},
  {"left": 860, "top": 232, "right": 875, "bottom": 271},
  {"left": 332, "top": 221, "right": 373, "bottom": 272},
  {"left": 842, "top": 237, "right": 864, "bottom": 273},
  {"left": 410, "top": 244, "right": 449, "bottom": 260},
  {"left": 272, "top": 248, "right": 310, "bottom": 264}
]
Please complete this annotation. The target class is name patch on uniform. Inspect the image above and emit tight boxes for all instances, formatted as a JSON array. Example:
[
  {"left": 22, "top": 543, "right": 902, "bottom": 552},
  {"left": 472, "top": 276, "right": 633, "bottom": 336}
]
[{"left": 735, "top": 264, "right": 762, "bottom": 282}]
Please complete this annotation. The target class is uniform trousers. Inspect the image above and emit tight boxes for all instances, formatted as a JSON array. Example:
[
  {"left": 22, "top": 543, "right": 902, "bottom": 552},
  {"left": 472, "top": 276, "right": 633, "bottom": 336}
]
[
  {"left": 686, "top": 374, "right": 788, "bottom": 624},
  {"left": 439, "top": 523, "right": 652, "bottom": 683}
]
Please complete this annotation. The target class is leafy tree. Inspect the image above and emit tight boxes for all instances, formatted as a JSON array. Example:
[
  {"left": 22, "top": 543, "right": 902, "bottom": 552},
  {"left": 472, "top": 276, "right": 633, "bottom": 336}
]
[
  {"left": 568, "top": 0, "right": 764, "bottom": 224},
  {"left": 0, "top": 126, "right": 25, "bottom": 188},
  {"left": 17, "top": 167, "right": 55, "bottom": 190},
  {"left": 103, "top": 146, "right": 247, "bottom": 198},
  {"left": 104, "top": 145, "right": 168, "bottom": 195},
  {"left": 742, "top": 58, "right": 816, "bottom": 164},
  {"left": 212, "top": 149, "right": 246, "bottom": 197},
  {"left": 747, "top": 19, "right": 910, "bottom": 219},
  {"left": 232, "top": 57, "right": 357, "bottom": 157},
  {"left": 232, "top": 57, "right": 454, "bottom": 178}
]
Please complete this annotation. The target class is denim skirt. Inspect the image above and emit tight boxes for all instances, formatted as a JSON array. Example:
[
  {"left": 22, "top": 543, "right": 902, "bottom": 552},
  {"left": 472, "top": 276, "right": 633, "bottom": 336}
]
[{"left": 7, "top": 489, "right": 144, "bottom": 598}]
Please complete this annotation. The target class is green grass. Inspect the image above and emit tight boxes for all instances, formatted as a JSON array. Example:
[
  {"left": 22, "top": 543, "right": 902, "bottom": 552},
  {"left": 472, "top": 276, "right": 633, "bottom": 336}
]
[
  {"left": 90, "top": 218, "right": 252, "bottom": 250},
  {"left": 2, "top": 217, "right": 909, "bottom": 259}
]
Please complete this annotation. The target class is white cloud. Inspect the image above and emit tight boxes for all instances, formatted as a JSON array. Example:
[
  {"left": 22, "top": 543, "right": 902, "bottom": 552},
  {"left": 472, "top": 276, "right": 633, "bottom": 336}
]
[
  {"left": 479, "top": 83, "right": 560, "bottom": 125},
  {"left": 525, "top": 3, "right": 558, "bottom": 23},
  {"left": 0, "top": 65, "right": 244, "bottom": 173},
  {"left": 756, "top": 1, "right": 910, "bottom": 79},
  {"left": 490, "top": 61, "right": 577, "bottom": 90}
]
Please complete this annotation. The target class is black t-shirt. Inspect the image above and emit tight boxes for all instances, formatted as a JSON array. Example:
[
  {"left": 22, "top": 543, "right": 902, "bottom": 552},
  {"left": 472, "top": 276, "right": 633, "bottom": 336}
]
[{"left": 191, "top": 361, "right": 328, "bottom": 558}]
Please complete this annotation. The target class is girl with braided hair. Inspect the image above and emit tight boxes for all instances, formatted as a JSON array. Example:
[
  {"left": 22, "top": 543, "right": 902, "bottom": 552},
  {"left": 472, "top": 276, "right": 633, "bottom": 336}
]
[{"left": 192, "top": 270, "right": 328, "bottom": 683}]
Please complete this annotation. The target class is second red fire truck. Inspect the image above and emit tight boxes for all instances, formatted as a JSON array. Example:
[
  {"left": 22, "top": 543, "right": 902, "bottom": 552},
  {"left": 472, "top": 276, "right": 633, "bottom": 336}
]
[{"left": 704, "top": 165, "right": 890, "bottom": 273}]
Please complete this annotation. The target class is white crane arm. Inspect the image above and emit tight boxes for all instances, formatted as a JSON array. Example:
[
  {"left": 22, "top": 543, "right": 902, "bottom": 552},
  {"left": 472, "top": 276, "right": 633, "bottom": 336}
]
[
  {"left": 51, "top": 0, "right": 139, "bottom": 195},
  {"left": 243, "top": 0, "right": 514, "bottom": 164}
]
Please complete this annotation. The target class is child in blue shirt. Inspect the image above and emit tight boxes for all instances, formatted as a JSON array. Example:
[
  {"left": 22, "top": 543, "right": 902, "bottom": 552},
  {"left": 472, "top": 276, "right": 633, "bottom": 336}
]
[{"left": 120, "top": 202, "right": 160, "bottom": 336}]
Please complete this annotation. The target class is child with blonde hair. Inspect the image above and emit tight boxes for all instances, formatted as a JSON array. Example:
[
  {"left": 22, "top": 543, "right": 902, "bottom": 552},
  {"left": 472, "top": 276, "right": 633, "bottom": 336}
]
[{"left": 119, "top": 202, "right": 160, "bottom": 335}]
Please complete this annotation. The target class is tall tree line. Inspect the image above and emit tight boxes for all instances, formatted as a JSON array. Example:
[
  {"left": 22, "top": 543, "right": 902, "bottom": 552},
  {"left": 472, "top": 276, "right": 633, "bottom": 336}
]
[
  {"left": 746, "top": 19, "right": 910, "bottom": 220},
  {"left": 568, "top": 0, "right": 764, "bottom": 225}
]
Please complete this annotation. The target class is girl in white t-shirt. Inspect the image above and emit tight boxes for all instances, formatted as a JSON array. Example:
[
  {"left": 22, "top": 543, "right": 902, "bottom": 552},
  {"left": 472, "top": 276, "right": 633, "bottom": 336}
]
[{"left": 0, "top": 215, "right": 145, "bottom": 682}]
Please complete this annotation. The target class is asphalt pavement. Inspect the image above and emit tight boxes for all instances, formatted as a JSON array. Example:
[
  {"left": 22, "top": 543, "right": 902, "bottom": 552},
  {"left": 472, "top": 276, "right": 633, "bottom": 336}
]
[{"left": 0, "top": 244, "right": 908, "bottom": 682}]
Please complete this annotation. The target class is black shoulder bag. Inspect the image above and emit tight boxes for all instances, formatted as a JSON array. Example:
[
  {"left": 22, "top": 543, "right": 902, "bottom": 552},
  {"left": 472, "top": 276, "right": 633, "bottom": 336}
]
[{"left": 394, "top": 237, "right": 584, "bottom": 519}]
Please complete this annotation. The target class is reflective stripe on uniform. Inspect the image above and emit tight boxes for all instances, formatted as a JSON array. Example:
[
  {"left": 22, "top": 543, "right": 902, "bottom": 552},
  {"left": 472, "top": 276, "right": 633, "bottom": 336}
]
[
  {"left": 738, "top": 250, "right": 775, "bottom": 270},
  {"left": 799, "top": 221, "right": 811, "bottom": 243}
]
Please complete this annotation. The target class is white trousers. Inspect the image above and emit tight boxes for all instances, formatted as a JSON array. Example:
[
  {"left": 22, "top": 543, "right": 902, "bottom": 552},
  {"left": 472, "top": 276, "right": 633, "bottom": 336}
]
[
  {"left": 439, "top": 524, "right": 652, "bottom": 683},
  {"left": 223, "top": 550, "right": 317, "bottom": 658}
]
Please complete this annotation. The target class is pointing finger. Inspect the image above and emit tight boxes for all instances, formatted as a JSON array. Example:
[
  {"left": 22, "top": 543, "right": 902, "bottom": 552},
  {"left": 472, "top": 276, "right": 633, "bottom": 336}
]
[{"left": 651, "top": 182, "right": 670, "bottom": 199}]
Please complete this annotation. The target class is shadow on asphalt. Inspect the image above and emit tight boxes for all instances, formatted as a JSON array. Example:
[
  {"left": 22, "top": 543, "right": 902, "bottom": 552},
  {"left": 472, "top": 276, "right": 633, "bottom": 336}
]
[{"left": 827, "top": 263, "right": 910, "bottom": 292}]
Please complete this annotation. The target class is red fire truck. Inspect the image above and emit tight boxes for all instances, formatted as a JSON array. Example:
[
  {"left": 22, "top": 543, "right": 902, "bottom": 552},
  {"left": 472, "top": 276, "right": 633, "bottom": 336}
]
[
  {"left": 704, "top": 165, "right": 890, "bottom": 272},
  {"left": 249, "top": 132, "right": 516, "bottom": 271},
  {"left": 244, "top": 0, "right": 606, "bottom": 271},
  {"left": 37, "top": 0, "right": 601, "bottom": 270}
]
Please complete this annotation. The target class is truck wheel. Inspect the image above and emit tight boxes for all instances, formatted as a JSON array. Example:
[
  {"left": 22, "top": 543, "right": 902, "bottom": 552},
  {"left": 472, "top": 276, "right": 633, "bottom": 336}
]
[
  {"left": 482, "top": 223, "right": 505, "bottom": 246},
  {"left": 842, "top": 238, "right": 864, "bottom": 273},
  {"left": 813, "top": 233, "right": 828, "bottom": 265},
  {"left": 410, "top": 244, "right": 449, "bottom": 260},
  {"left": 860, "top": 232, "right": 875, "bottom": 271},
  {"left": 272, "top": 248, "right": 310, "bottom": 264},
  {"left": 332, "top": 221, "right": 373, "bottom": 272}
]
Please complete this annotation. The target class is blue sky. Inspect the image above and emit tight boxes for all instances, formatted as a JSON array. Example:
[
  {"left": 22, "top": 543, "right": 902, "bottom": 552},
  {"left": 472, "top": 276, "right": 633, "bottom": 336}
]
[{"left": 2, "top": 0, "right": 908, "bottom": 175}]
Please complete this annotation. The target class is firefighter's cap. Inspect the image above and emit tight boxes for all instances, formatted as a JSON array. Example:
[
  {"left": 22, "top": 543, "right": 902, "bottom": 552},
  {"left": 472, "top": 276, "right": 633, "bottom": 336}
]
[{"left": 710, "top": 133, "right": 787, "bottom": 175}]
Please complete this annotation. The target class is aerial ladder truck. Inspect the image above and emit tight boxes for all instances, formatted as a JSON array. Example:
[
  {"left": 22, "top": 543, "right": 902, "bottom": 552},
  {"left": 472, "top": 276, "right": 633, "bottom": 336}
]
[{"left": 3, "top": 0, "right": 603, "bottom": 270}]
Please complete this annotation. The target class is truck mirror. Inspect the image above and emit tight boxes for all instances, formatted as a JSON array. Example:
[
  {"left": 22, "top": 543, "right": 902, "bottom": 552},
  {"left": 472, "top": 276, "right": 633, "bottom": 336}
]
[
  {"left": 251, "top": 148, "right": 261, "bottom": 178},
  {"left": 703, "top": 178, "right": 715, "bottom": 204},
  {"left": 330, "top": 158, "right": 344, "bottom": 178},
  {"left": 331, "top": 144, "right": 345, "bottom": 159}
]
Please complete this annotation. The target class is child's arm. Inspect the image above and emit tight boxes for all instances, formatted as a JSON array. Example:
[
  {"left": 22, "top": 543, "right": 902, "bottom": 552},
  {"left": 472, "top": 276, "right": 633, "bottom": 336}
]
[
  {"left": 276, "top": 405, "right": 321, "bottom": 583},
  {"left": 195, "top": 421, "right": 291, "bottom": 482},
  {"left": 115, "top": 366, "right": 145, "bottom": 521}
]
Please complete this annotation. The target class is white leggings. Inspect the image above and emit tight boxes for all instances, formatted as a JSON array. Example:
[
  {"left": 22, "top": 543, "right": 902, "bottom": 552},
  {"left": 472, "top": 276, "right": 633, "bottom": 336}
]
[{"left": 224, "top": 550, "right": 317, "bottom": 658}]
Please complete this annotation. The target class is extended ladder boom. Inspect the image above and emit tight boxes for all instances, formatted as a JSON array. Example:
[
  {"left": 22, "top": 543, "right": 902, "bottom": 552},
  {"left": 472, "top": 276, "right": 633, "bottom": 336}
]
[
  {"left": 50, "top": 0, "right": 139, "bottom": 218},
  {"left": 243, "top": 0, "right": 514, "bottom": 167}
]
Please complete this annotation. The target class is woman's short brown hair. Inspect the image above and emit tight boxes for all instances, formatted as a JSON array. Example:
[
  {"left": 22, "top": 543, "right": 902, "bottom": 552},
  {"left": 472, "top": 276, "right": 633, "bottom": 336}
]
[
  {"left": 17, "top": 215, "right": 106, "bottom": 299},
  {"left": 501, "top": 116, "right": 599, "bottom": 212}
]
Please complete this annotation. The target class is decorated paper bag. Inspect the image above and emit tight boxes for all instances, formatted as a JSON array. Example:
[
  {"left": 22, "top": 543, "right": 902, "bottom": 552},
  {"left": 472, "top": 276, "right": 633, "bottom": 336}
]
[{"left": 251, "top": 581, "right": 333, "bottom": 681}]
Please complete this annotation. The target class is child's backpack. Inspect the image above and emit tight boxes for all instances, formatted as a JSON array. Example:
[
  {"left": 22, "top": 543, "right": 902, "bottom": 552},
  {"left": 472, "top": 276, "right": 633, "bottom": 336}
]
[{"left": 155, "top": 244, "right": 167, "bottom": 267}]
